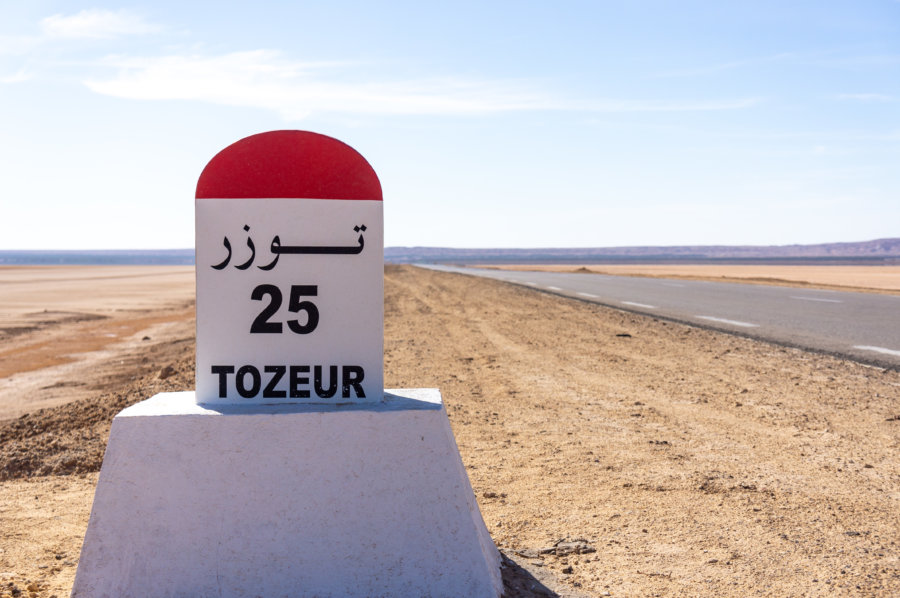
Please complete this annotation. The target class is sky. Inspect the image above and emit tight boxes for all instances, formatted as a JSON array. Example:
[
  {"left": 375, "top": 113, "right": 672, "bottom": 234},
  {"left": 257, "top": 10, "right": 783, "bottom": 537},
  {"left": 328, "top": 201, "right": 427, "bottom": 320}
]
[{"left": 1, "top": 1, "right": 898, "bottom": 250}]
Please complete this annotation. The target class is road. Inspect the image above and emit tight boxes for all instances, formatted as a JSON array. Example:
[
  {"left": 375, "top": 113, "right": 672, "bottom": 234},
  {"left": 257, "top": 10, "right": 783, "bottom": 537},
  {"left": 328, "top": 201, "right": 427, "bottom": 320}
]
[{"left": 419, "top": 265, "right": 900, "bottom": 369}]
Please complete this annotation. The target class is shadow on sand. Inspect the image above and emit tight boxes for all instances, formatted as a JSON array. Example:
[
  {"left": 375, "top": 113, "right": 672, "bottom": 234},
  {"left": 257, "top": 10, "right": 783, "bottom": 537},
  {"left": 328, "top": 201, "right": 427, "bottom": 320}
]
[{"left": 501, "top": 552, "right": 561, "bottom": 597}]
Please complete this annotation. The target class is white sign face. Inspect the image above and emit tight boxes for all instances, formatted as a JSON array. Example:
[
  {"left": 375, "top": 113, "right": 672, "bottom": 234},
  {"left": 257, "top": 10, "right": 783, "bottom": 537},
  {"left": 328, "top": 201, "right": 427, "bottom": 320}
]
[{"left": 195, "top": 197, "right": 383, "bottom": 405}]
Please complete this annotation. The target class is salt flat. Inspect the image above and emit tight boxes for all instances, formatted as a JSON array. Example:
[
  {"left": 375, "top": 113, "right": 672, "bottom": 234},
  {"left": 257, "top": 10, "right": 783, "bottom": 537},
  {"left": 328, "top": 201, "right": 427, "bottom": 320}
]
[{"left": 0, "top": 266, "right": 194, "bottom": 419}]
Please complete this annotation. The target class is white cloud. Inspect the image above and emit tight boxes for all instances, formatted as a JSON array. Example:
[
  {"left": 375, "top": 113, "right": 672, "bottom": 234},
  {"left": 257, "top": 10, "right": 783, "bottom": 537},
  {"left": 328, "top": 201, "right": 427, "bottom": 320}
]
[
  {"left": 0, "top": 34, "right": 40, "bottom": 56},
  {"left": 654, "top": 53, "right": 794, "bottom": 78},
  {"left": 40, "top": 9, "right": 161, "bottom": 40},
  {"left": 0, "top": 69, "right": 31, "bottom": 84},
  {"left": 836, "top": 93, "right": 894, "bottom": 102},
  {"left": 85, "top": 50, "right": 571, "bottom": 118},
  {"left": 581, "top": 98, "right": 761, "bottom": 112},
  {"left": 655, "top": 59, "right": 756, "bottom": 78},
  {"left": 84, "top": 50, "right": 760, "bottom": 120},
  {"left": 0, "top": 9, "right": 163, "bottom": 57}
]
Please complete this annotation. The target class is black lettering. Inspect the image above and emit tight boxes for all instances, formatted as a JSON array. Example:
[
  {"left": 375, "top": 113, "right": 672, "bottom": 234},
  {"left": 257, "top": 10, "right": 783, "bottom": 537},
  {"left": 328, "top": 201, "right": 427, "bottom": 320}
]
[
  {"left": 212, "top": 364, "right": 365, "bottom": 401},
  {"left": 211, "top": 365, "right": 235, "bottom": 398},
  {"left": 341, "top": 365, "right": 365, "bottom": 398},
  {"left": 313, "top": 365, "right": 338, "bottom": 398},
  {"left": 263, "top": 365, "right": 286, "bottom": 398},
  {"left": 287, "top": 285, "right": 319, "bottom": 334},
  {"left": 250, "top": 285, "right": 283, "bottom": 334},
  {"left": 236, "top": 365, "right": 261, "bottom": 398},
  {"left": 290, "top": 365, "right": 311, "bottom": 398}
]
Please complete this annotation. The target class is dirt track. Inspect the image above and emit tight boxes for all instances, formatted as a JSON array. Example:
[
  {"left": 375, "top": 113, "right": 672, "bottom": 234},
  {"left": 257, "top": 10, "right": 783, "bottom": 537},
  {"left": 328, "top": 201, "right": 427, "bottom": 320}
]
[{"left": 1, "top": 265, "right": 899, "bottom": 597}]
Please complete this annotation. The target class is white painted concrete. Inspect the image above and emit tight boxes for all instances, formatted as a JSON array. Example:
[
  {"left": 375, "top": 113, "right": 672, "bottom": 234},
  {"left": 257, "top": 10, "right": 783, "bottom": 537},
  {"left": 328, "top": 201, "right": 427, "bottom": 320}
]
[{"left": 71, "top": 389, "right": 501, "bottom": 598}]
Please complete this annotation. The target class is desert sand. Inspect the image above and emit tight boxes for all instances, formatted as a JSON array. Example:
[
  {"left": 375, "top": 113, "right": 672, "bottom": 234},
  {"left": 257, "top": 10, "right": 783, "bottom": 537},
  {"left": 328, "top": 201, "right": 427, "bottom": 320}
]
[
  {"left": 1, "top": 265, "right": 899, "bottom": 597},
  {"left": 0, "top": 266, "right": 195, "bottom": 420},
  {"left": 483, "top": 264, "right": 900, "bottom": 294}
]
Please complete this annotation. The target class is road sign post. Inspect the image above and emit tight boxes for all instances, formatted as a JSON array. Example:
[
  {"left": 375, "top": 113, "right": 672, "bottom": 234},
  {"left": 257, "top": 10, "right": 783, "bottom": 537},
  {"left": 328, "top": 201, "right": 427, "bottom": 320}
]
[
  {"left": 195, "top": 131, "right": 384, "bottom": 404},
  {"left": 71, "top": 131, "right": 501, "bottom": 597}
]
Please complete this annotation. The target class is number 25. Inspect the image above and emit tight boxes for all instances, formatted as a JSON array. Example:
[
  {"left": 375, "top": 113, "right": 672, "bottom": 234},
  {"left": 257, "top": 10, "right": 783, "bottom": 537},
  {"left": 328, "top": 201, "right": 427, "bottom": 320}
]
[{"left": 250, "top": 284, "right": 319, "bottom": 334}]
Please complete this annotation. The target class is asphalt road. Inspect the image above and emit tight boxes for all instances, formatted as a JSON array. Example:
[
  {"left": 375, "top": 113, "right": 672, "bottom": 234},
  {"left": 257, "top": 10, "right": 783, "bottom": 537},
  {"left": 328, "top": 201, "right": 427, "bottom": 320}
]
[{"left": 419, "top": 264, "right": 900, "bottom": 369}]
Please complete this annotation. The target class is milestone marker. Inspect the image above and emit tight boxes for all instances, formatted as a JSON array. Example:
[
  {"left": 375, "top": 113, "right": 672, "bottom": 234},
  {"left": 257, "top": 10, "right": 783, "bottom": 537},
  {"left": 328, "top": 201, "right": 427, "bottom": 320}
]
[
  {"left": 195, "top": 131, "right": 383, "bottom": 404},
  {"left": 71, "top": 131, "right": 501, "bottom": 598}
]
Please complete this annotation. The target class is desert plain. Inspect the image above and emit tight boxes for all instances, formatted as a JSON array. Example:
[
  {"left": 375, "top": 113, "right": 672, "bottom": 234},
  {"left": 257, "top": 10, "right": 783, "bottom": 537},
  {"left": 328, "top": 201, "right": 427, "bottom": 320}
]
[
  {"left": 482, "top": 264, "right": 900, "bottom": 294},
  {"left": 0, "top": 264, "right": 898, "bottom": 597}
]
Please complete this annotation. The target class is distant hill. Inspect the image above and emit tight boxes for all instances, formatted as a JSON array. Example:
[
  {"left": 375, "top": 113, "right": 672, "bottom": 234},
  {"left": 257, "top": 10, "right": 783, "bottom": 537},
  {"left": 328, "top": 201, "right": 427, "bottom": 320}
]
[
  {"left": 385, "top": 238, "right": 900, "bottom": 265},
  {"left": 2, "top": 238, "right": 898, "bottom": 266}
]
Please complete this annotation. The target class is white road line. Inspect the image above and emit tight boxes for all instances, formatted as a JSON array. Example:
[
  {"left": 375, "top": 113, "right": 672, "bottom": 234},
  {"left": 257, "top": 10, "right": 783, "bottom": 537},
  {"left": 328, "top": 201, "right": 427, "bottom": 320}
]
[
  {"left": 696, "top": 315, "right": 759, "bottom": 328},
  {"left": 547, "top": 286, "right": 563, "bottom": 291},
  {"left": 853, "top": 345, "right": 900, "bottom": 358},
  {"left": 622, "top": 301, "right": 657, "bottom": 309},
  {"left": 577, "top": 292, "right": 599, "bottom": 298},
  {"left": 525, "top": 282, "right": 537, "bottom": 286},
  {"left": 790, "top": 296, "right": 843, "bottom": 304}
]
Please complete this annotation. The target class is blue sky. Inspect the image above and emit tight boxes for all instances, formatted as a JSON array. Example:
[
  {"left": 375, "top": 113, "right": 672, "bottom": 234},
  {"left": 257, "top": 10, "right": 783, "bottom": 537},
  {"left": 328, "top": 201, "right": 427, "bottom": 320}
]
[{"left": 1, "top": 1, "right": 898, "bottom": 249}]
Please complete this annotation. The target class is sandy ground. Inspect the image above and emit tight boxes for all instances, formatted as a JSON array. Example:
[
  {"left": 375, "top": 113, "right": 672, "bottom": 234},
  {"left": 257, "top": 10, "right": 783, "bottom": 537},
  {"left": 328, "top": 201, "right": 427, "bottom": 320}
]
[
  {"left": 0, "top": 266, "right": 195, "bottom": 420},
  {"left": 482, "top": 264, "right": 900, "bottom": 294},
  {"left": 1, "top": 265, "right": 899, "bottom": 597}
]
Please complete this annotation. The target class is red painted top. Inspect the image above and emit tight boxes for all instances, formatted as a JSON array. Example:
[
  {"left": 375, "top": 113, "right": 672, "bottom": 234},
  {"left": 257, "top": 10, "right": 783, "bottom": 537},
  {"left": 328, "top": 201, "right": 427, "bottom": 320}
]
[{"left": 196, "top": 130, "right": 382, "bottom": 201}]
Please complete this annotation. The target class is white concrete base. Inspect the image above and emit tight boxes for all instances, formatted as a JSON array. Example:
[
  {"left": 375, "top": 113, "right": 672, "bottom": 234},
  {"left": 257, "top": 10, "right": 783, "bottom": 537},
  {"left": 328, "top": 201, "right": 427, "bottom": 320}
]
[{"left": 71, "top": 389, "right": 501, "bottom": 598}]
